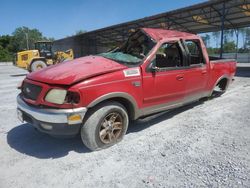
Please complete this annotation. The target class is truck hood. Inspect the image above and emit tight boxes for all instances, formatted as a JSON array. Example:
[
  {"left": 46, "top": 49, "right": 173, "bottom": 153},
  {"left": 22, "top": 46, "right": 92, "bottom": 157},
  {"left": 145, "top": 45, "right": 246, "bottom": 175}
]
[{"left": 27, "top": 56, "right": 127, "bottom": 85}]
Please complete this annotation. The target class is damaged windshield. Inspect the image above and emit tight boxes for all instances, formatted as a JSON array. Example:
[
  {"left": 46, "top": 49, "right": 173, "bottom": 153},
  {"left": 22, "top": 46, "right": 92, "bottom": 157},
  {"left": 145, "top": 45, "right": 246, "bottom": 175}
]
[{"left": 98, "top": 30, "right": 156, "bottom": 65}]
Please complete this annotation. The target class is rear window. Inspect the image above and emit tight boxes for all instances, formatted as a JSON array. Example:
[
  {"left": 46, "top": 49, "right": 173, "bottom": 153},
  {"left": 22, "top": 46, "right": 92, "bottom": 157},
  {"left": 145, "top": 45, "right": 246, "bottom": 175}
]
[{"left": 184, "top": 40, "right": 205, "bottom": 65}]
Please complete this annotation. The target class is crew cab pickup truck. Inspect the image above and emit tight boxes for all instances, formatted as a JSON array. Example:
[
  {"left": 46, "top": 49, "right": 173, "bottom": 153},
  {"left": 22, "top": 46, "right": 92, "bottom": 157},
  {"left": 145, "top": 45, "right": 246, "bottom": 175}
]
[{"left": 17, "top": 28, "right": 236, "bottom": 151}]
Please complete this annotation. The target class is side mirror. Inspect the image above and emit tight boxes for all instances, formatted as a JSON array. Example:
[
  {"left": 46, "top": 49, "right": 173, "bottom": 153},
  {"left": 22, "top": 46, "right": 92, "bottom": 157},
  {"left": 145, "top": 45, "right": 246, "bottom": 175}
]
[
  {"left": 150, "top": 54, "right": 165, "bottom": 72},
  {"left": 151, "top": 66, "right": 160, "bottom": 72},
  {"left": 149, "top": 55, "right": 163, "bottom": 72}
]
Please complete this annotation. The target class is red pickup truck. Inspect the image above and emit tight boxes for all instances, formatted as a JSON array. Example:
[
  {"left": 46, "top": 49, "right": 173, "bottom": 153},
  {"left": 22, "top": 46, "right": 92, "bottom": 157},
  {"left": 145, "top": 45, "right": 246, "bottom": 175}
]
[{"left": 17, "top": 28, "right": 236, "bottom": 151}]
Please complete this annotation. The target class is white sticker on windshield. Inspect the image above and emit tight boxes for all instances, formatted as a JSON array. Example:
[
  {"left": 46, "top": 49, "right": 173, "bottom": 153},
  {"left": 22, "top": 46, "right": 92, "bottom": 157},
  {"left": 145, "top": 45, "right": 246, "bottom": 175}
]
[{"left": 123, "top": 68, "right": 140, "bottom": 77}]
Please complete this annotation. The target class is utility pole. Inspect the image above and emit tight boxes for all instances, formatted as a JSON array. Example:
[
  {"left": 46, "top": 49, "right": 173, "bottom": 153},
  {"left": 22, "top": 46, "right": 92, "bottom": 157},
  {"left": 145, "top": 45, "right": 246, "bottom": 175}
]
[{"left": 25, "top": 33, "right": 29, "bottom": 50}]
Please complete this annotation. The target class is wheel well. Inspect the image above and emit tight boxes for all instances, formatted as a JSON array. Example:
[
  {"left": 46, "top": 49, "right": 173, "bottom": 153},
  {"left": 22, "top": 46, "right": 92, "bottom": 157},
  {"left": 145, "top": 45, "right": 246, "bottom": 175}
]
[
  {"left": 216, "top": 78, "right": 228, "bottom": 91},
  {"left": 89, "top": 97, "right": 136, "bottom": 120}
]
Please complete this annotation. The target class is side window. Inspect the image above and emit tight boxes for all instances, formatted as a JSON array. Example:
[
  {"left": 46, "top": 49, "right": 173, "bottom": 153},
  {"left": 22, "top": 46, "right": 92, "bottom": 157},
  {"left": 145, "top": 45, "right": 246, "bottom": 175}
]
[
  {"left": 154, "top": 42, "right": 183, "bottom": 68},
  {"left": 184, "top": 40, "right": 204, "bottom": 65}
]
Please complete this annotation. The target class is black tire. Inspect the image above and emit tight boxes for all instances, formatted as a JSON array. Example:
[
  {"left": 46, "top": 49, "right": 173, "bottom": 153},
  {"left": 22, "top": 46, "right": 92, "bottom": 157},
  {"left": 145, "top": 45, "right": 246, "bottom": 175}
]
[
  {"left": 209, "top": 84, "right": 227, "bottom": 99},
  {"left": 30, "top": 60, "right": 47, "bottom": 72},
  {"left": 81, "top": 102, "right": 129, "bottom": 151}
]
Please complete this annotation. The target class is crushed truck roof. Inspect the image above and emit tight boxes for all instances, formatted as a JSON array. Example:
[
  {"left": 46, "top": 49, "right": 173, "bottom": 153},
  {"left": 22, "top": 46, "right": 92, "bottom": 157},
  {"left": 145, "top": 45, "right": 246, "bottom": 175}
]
[{"left": 142, "top": 28, "right": 198, "bottom": 41}]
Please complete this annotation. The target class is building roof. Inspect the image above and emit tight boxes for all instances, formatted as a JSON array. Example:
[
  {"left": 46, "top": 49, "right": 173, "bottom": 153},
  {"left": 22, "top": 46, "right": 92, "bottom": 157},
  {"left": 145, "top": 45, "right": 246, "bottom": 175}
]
[{"left": 55, "top": 0, "right": 250, "bottom": 46}]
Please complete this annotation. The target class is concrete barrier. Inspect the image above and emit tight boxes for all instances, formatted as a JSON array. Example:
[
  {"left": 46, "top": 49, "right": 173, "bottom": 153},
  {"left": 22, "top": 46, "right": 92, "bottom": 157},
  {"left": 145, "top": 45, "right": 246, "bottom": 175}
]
[{"left": 0, "top": 62, "right": 13, "bottom": 65}]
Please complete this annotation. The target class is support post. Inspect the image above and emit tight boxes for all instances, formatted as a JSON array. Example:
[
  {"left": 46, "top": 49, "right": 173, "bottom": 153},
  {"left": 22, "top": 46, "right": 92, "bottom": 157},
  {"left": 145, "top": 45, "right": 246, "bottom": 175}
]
[
  {"left": 220, "top": 1, "right": 226, "bottom": 59},
  {"left": 235, "top": 29, "right": 239, "bottom": 60}
]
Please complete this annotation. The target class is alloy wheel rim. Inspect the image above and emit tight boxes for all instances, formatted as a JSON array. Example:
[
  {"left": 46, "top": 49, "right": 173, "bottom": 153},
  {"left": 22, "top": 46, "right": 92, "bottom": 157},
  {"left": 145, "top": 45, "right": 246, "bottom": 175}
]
[{"left": 99, "top": 112, "right": 123, "bottom": 144}]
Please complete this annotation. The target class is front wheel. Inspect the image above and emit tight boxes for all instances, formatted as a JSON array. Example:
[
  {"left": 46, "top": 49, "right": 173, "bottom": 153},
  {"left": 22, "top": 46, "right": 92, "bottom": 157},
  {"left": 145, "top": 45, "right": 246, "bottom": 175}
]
[{"left": 81, "top": 102, "right": 129, "bottom": 151}]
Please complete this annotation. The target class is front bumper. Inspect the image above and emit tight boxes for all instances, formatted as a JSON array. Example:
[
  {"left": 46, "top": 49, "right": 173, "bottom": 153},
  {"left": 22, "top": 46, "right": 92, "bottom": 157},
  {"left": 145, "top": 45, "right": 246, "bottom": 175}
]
[{"left": 17, "top": 95, "right": 87, "bottom": 136}]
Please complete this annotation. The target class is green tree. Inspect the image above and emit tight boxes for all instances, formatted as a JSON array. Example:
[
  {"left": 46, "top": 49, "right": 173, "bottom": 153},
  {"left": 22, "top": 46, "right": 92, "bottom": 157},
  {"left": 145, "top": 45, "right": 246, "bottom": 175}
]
[
  {"left": 245, "top": 28, "right": 250, "bottom": 50},
  {"left": 47, "top": 37, "right": 55, "bottom": 42},
  {"left": 75, "top": 30, "right": 87, "bottom": 35},
  {"left": 223, "top": 41, "right": 236, "bottom": 53},
  {"left": 0, "top": 26, "right": 54, "bottom": 62},
  {"left": 0, "top": 35, "right": 12, "bottom": 49},
  {"left": 0, "top": 45, "right": 12, "bottom": 61},
  {"left": 238, "top": 28, "right": 247, "bottom": 49},
  {"left": 212, "top": 31, "right": 220, "bottom": 48},
  {"left": 201, "top": 34, "right": 210, "bottom": 47},
  {"left": 224, "top": 29, "right": 234, "bottom": 43},
  {"left": 234, "top": 27, "right": 250, "bottom": 52},
  {"left": 0, "top": 35, "right": 14, "bottom": 61},
  {"left": 11, "top": 26, "right": 44, "bottom": 51}
]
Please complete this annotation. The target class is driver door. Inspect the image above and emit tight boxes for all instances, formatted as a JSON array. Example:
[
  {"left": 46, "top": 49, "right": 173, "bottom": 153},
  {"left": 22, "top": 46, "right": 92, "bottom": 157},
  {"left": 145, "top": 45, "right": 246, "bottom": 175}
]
[{"left": 142, "top": 41, "right": 187, "bottom": 113}]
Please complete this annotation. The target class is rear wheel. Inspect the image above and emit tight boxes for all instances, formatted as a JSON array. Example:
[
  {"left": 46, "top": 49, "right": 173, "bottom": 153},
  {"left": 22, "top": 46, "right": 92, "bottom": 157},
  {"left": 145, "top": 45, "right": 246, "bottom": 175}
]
[
  {"left": 200, "top": 78, "right": 229, "bottom": 101},
  {"left": 30, "top": 60, "right": 47, "bottom": 72},
  {"left": 80, "top": 102, "right": 129, "bottom": 151}
]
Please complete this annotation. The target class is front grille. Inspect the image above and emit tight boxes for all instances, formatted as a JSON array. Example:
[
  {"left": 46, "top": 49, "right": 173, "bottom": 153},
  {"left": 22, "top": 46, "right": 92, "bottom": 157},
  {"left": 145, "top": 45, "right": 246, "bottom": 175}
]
[{"left": 22, "top": 82, "right": 42, "bottom": 101}]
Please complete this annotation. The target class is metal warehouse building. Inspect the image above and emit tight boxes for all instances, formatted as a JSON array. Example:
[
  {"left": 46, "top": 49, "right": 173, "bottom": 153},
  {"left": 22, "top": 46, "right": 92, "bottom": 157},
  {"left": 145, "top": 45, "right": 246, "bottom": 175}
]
[{"left": 53, "top": 0, "right": 250, "bottom": 58}]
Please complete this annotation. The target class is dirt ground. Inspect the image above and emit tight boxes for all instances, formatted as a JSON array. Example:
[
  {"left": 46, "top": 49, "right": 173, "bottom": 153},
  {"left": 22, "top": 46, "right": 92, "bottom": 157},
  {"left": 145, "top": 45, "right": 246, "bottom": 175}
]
[{"left": 0, "top": 64, "right": 249, "bottom": 188}]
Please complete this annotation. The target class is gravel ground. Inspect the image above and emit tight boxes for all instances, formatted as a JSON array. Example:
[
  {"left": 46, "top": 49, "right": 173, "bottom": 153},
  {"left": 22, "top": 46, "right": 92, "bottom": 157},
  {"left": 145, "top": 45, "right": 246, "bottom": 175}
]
[{"left": 0, "top": 64, "right": 250, "bottom": 188}]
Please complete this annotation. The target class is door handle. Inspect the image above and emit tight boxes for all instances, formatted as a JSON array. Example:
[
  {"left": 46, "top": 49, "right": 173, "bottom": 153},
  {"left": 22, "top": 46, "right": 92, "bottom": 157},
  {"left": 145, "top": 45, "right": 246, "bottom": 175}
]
[
  {"left": 201, "top": 70, "right": 207, "bottom": 74},
  {"left": 176, "top": 75, "right": 184, "bottom": 81}
]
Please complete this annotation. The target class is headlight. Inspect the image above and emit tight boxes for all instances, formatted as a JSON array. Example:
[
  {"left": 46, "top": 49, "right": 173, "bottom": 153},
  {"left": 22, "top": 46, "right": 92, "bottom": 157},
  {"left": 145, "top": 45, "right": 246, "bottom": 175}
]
[
  {"left": 45, "top": 89, "right": 67, "bottom": 104},
  {"left": 65, "top": 91, "right": 80, "bottom": 104}
]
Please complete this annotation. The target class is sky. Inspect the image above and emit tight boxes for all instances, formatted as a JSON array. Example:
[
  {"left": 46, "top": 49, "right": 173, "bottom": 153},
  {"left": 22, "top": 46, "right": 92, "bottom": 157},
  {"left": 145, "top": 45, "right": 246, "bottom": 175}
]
[{"left": 1, "top": 0, "right": 207, "bottom": 39}]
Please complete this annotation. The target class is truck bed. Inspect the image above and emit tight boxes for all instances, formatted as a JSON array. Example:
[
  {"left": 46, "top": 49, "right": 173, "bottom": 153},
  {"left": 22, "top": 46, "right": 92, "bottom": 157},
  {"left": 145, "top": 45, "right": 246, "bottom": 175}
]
[{"left": 209, "top": 56, "right": 236, "bottom": 63}]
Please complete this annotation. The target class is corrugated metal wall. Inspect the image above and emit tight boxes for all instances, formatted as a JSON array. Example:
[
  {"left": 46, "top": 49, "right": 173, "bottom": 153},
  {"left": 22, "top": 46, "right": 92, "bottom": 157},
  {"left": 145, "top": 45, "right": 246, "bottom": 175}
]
[{"left": 53, "top": 36, "right": 109, "bottom": 58}]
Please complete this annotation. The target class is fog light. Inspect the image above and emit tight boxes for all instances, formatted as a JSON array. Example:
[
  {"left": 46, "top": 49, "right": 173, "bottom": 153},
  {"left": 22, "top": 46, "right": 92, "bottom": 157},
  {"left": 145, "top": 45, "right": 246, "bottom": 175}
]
[
  {"left": 68, "top": 114, "right": 82, "bottom": 125},
  {"left": 40, "top": 123, "right": 52, "bottom": 130}
]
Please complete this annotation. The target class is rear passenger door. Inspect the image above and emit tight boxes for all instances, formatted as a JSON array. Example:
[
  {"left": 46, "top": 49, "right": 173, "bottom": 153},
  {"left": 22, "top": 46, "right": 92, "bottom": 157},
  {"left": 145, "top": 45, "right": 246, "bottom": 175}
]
[{"left": 182, "top": 40, "right": 209, "bottom": 101}]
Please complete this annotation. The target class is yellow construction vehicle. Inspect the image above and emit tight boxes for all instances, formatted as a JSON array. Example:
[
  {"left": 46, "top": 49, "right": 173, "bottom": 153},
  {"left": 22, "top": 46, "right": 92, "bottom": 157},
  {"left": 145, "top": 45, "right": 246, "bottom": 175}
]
[{"left": 15, "top": 41, "right": 74, "bottom": 72}]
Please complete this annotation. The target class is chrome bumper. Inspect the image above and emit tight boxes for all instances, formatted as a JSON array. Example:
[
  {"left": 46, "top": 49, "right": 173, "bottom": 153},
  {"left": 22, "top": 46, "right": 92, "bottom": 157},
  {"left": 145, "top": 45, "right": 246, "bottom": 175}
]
[{"left": 17, "top": 95, "right": 87, "bottom": 125}]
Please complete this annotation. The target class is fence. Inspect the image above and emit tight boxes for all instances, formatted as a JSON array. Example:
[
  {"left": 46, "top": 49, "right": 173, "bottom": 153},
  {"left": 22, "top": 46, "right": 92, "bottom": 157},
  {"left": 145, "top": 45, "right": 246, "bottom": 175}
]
[{"left": 212, "top": 53, "right": 250, "bottom": 63}]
